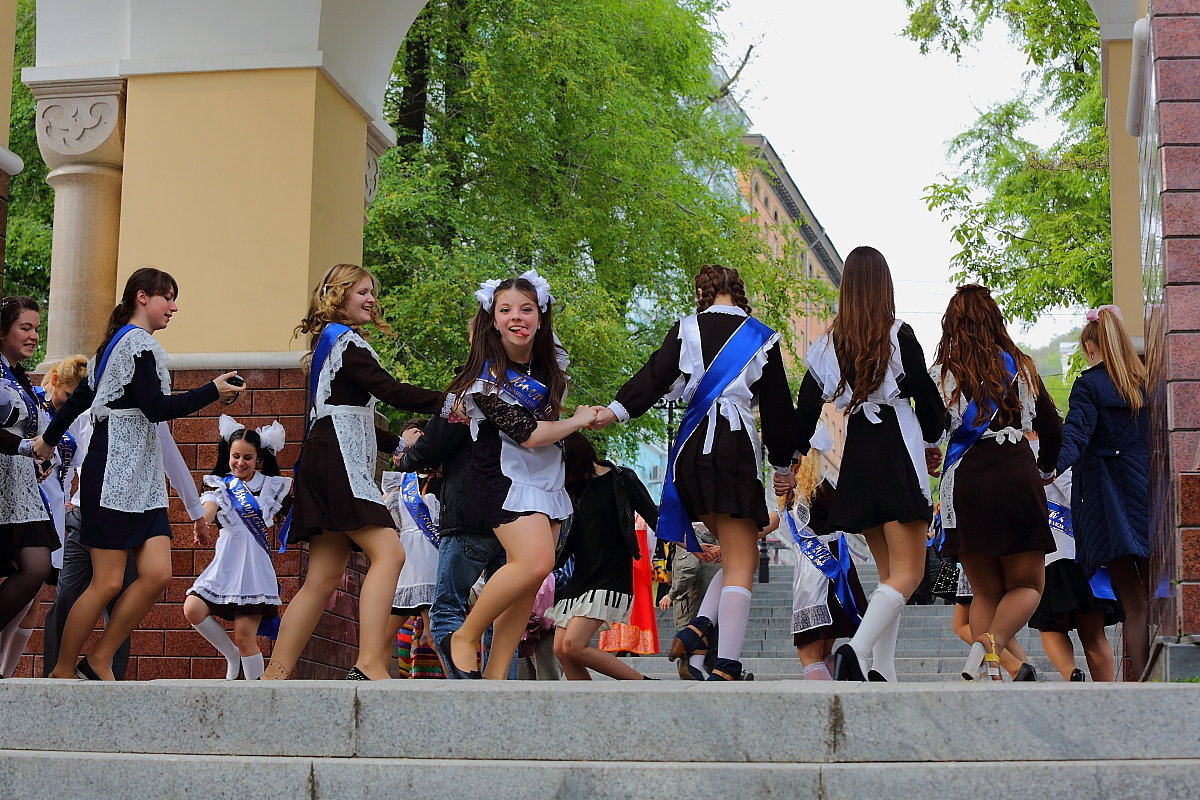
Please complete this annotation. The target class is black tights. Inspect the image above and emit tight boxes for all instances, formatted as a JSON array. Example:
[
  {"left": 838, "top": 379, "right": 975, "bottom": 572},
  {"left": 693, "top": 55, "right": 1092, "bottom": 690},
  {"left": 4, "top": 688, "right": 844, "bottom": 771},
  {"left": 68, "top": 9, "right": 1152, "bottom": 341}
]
[{"left": 0, "top": 546, "right": 51, "bottom": 631}]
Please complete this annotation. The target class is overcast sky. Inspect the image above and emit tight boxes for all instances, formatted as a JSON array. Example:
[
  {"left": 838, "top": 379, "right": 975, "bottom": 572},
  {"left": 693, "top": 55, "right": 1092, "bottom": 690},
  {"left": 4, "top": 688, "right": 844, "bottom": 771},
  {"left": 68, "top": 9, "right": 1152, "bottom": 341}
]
[{"left": 713, "top": 0, "right": 1082, "bottom": 354}]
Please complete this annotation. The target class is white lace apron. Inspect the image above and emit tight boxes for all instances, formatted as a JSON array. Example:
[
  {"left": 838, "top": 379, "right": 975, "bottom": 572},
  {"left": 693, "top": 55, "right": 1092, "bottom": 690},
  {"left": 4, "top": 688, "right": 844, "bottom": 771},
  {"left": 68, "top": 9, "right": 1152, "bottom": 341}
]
[
  {"left": 665, "top": 306, "right": 779, "bottom": 468},
  {"left": 313, "top": 329, "right": 388, "bottom": 504},
  {"left": 931, "top": 365, "right": 1037, "bottom": 529},
  {"left": 89, "top": 328, "right": 172, "bottom": 513},
  {"left": 788, "top": 502, "right": 842, "bottom": 634},
  {"left": 805, "top": 319, "right": 930, "bottom": 503},
  {"left": 0, "top": 368, "right": 50, "bottom": 525}
]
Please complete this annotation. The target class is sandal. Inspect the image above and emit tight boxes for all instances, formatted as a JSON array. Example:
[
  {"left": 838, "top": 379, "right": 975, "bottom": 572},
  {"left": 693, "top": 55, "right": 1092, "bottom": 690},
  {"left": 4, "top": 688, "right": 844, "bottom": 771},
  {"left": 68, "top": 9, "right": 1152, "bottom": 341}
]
[
  {"left": 980, "top": 633, "right": 1002, "bottom": 681},
  {"left": 669, "top": 616, "right": 713, "bottom": 663}
]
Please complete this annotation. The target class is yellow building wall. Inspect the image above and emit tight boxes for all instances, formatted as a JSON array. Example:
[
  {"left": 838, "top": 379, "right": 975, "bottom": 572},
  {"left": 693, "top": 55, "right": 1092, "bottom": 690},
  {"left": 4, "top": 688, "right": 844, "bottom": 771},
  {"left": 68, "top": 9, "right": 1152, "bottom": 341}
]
[
  {"left": 117, "top": 68, "right": 367, "bottom": 355},
  {"left": 0, "top": 0, "right": 15, "bottom": 149},
  {"left": 1105, "top": 39, "right": 1144, "bottom": 338}
]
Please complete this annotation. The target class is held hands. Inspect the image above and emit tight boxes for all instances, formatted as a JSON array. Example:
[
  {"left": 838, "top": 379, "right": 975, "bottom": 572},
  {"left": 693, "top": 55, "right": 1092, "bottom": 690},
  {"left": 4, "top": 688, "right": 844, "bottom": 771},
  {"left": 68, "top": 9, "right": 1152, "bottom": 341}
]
[
  {"left": 772, "top": 470, "right": 795, "bottom": 497},
  {"left": 213, "top": 372, "right": 247, "bottom": 404},
  {"left": 925, "top": 447, "right": 943, "bottom": 477},
  {"left": 193, "top": 518, "right": 213, "bottom": 547},
  {"left": 570, "top": 404, "right": 598, "bottom": 428},
  {"left": 1040, "top": 469, "right": 1057, "bottom": 486},
  {"left": 697, "top": 543, "right": 722, "bottom": 564},
  {"left": 30, "top": 436, "right": 53, "bottom": 461},
  {"left": 588, "top": 406, "right": 617, "bottom": 430}
]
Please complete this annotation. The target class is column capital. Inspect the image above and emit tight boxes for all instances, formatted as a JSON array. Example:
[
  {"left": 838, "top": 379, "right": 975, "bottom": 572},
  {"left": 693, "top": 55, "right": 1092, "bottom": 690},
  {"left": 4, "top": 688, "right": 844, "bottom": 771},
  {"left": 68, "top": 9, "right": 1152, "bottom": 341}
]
[
  {"left": 26, "top": 77, "right": 126, "bottom": 171},
  {"left": 364, "top": 119, "right": 394, "bottom": 208}
]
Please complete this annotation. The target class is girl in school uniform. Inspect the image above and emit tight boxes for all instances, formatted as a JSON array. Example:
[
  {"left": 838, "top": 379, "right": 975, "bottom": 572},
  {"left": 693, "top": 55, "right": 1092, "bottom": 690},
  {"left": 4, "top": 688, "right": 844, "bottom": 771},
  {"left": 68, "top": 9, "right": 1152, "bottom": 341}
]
[
  {"left": 38, "top": 268, "right": 242, "bottom": 680},
  {"left": 594, "top": 263, "right": 796, "bottom": 682},
  {"left": 442, "top": 271, "right": 596, "bottom": 679},
  {"left": 789, "top": 246, "right": 947, "bottom": 681},
  {"left": 184, "top": 416, "right": 290, "bottom": 681},
  {"left": 263, "top": 263, "right": 444, "bottom": 681}
]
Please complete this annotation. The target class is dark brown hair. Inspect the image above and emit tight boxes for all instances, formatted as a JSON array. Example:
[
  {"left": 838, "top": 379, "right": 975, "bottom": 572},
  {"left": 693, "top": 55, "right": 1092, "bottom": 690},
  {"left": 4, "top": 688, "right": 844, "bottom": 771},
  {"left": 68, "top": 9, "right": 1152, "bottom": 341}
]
[
  {"left": 211, "top": 427, "right": 280, "bottom": 477},
  {"left": 444, "top": 277, "right": 565, "bottom": 418},
  {"left": 934, "top": 284, "right": 1040, "bottom": 424},
  {"left": 563, "top": 432, "right": 601, "bottom": 485},
  {"left": 695, "top": 264, "right": 751, "bottom": 314},
  {"left": 828, "top": 246, "right": 895, "bottom": 410},
  {"left": 1, "top": 296, "right": 39, "bottom": 338},
  {"left": 94, "top": 268, "right": 179, "bottom": 362}
]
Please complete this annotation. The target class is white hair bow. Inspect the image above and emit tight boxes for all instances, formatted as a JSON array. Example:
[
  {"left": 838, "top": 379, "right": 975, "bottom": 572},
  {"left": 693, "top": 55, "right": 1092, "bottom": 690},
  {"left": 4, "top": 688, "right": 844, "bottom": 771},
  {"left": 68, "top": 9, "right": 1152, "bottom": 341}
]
[
  {"left": 218, "top": 414, "right": 244, "bottom": 442},
  {"left": 474, "top": 270, "right": 555, "bottom": 313},
  {"left": 255, "top": 420, "right": 286, "bottom": 454}
]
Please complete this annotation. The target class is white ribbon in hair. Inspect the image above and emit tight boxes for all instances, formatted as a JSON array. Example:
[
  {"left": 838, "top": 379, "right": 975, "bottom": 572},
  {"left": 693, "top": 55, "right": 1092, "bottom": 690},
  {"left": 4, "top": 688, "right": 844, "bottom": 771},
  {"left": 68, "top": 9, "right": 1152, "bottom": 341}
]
[
  {"left": 255, "top": 420, "right": 286, "bottom": 454},
  {"left": 217, "top": 414, "right": 244, "bottom": 442},
  {"left": 474, "top": 269, "right": 555, "bottom": 313}
]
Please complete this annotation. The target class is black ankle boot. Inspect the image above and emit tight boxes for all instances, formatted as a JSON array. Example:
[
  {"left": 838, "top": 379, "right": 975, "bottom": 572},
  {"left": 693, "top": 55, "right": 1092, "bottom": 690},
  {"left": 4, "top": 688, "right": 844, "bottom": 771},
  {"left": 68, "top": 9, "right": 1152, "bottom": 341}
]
[{"left": 705, "top": 658, "right": 753, "bottom": 681}]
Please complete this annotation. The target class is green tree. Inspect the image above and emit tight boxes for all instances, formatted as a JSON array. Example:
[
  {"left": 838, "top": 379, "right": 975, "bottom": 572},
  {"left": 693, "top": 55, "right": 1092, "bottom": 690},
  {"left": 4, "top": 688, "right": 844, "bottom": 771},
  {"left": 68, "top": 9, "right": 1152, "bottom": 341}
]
[
  {"left": 365, "top": 0, "right": 832, "bottom": 446},
  {"left": 902, "top": 1, "right": 1111, "bottom": 324}
]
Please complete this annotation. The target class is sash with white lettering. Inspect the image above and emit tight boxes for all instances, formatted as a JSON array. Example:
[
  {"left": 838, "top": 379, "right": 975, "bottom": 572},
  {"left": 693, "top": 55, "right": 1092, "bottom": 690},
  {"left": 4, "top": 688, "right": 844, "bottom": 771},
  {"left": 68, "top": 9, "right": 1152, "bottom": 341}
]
[
  {"left": 399, "top": 471, "right": 439, "bottom": 549},
  {"left": 222, "top": 475, "right": 281, "bottom": 638},
  {"left": 277, "top": 322, "right": 351, "bottom": 551},
  {"left": 91, "top": 323, "right": 141, "bottom": 392},
  {"left": 39, "top": 394, "right": 78, "bottom": 481},
  {"left": 943, "top": 350, "right": 1018, "bottom": 474},
  {"left": 786, "top": 503, "right": 861, "bottom": 623},
  {"left": 1047, "top": 499, "right": 1117, "bottom": 601},
  {"left": 1, "top": 356, "right": 39, "bottom": 438},
  {"left": 477, "top": 363, "right": 553, "bottom": 420},
  {"left": 658, "top": 317, "right": 775, "bottom": 553}
]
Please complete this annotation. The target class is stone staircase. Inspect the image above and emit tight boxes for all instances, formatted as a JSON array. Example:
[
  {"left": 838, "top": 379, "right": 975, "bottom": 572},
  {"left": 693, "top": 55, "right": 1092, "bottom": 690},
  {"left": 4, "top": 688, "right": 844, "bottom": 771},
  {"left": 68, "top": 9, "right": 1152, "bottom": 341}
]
[
  {"left": 622, "top": 564, "right": 1119, "bottom": 681},
  {"left": 1, "top": 678, "right": 1196, "bottom": 798}
]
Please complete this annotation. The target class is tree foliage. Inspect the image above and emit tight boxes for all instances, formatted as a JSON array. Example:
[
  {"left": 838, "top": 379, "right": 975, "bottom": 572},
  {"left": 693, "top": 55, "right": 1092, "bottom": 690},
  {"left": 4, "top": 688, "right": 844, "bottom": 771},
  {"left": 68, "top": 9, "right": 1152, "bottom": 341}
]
[
  {"left": 901, "top": 0, "right": 1111, "bottom": 324},
  {"left": 365, "top": 0, "right": 832, "bottom": 446}
]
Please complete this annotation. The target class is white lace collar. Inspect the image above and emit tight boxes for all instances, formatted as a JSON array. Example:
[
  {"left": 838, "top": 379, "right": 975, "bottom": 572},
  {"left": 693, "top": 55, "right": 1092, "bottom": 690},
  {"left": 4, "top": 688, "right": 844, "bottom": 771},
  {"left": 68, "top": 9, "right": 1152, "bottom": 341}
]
[{"left": 701, "top": 305, "right": 747, "bottom": 317}]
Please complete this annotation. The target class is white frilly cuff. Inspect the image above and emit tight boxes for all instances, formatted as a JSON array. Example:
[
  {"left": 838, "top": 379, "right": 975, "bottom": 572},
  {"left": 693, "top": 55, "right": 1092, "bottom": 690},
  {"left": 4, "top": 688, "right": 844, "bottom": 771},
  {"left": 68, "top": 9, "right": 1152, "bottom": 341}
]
[{"left": 607, "top": 400, "right": 630, "bottom": 423}]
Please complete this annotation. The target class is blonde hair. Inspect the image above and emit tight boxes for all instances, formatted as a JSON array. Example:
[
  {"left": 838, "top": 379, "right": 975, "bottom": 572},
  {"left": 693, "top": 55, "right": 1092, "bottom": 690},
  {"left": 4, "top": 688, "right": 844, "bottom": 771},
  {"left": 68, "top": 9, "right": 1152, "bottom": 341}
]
[
  {"left": 778, "top": 449, "right": 822, "bottom": 510},
  {"left": 41, "top": 355, "right": 88, "bottom": 391},
  {"left": 294, "top": 264, "right": 394, "bottom": 355},
  {"left": 1080, "top": 308, "right": 1145, "bottom": 414}
]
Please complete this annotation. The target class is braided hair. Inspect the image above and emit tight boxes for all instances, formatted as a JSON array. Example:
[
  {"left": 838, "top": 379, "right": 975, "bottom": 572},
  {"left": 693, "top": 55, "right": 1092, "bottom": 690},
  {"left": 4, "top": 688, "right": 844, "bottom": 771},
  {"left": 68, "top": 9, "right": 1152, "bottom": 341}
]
[{"left": 694, "top": 264, "right": 752, "bottom": 315}]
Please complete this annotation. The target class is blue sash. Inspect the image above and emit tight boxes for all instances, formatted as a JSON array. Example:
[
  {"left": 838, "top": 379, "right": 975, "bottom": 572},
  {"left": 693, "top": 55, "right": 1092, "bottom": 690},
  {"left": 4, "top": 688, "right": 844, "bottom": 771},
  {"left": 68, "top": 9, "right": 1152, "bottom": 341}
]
[
  {"left": 478, "top": 363, "right": 553, "bottom": 420},
  {"left": 1046, "top": 499, "right": 1117, "bottom": 601},
  {"left": 942, "top": 351, "right": 1019, "bottom": 475},
  {"left": 657, "top": 317, "right": 775, "bottom": 552},
  {"left": 785, "top": 507, "right": 861, "bottom": 623},
  {"left": 91, "top": 323, "right": 141, "bottom": 391},
  {"left": 221, "top": 475, "right": 281, "bottom": 639},
  {"left": 399, "top": 471, "right": 439, "bottom": 549},
  {"left": 277, "top": 322, "right": 351, "bottom": 551},
  {"left": 927, "top": 509, "right": 944, "bottom": 551},
  {"left": 1, "top": 356, "right": 39, "bottom": 438}
]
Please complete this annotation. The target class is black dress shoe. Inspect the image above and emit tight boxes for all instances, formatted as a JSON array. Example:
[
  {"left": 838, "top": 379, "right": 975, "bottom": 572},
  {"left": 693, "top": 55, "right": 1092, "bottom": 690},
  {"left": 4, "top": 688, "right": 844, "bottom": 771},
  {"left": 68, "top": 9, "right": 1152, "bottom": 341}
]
[
  {"left": 1014, "top": 663, "right": 1038, "bottom": 682},
  {"left": 75, "top": 658, "right": 102, "bottom": 681},
  {"left": 345, "top": 666, "right": 371, "bottom": 681},
  {"left": 867, "top": 669, "right": 888, "bottom": 682},
  {"left": 833, "top": 643, "right": 866, "bottom": 681},
  {"left": 1069, "top": 668, "right": 1085, "bottom": 682},
  {"left": 438, "top": 634, "right": 482, "bottom": 680}
]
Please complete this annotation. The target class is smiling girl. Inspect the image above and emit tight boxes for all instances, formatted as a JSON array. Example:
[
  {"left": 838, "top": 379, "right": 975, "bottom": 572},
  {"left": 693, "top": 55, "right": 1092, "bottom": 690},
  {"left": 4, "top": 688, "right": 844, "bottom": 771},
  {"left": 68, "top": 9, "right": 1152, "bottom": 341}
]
[
  {"left": 0, "top": 297, "right": 59, "bottom": 674},
  {"left": 184, "top": 416, "right": 290, "bottom": 681},
  {"left": 440, "top": 272, "right": 595, "bottom": 679},
  {"left": 38, "top": 267, "right": 243, "bottom": 680},
  {"left": 263, "top": 264, "right": 443, "bottom": 681}
]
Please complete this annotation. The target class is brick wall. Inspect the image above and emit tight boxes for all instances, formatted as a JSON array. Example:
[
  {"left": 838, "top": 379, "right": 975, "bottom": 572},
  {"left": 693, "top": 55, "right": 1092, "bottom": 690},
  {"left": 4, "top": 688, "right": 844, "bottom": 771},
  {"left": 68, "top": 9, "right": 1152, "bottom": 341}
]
[
  {"left": 1146, "top": 0, "right": 1200, "bottom": 642},
  {"left": 10, "top": 366, "right": 365, "bottom": 679}
]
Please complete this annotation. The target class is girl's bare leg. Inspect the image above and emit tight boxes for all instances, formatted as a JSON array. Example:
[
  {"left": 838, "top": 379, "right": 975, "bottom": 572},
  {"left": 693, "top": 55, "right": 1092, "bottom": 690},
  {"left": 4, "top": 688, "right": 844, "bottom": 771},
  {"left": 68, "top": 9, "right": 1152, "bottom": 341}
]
[
  {"left": 49, "top": 548, "right": 132, "bottom": 679},
  {"left": 1108, "top": 556, "right": 1149, "bottom": 680},
  {"left": 1039, "top": 627, "right": 1078, "bottom": 680},
  {"left": 1077, "top": 608, "right": 1115, "bottom": 682},
  {"left": 86, "top": 536, "right": 172, "bottom": 680},
  {"left": 343, "top": 525, "right": 405, "bottom": 680},
  {"left": 553, "top": 616, "right": 645, "bottom": 680},
  {"left": 262, "top": 533, "right": 351, "bottom": 679}
]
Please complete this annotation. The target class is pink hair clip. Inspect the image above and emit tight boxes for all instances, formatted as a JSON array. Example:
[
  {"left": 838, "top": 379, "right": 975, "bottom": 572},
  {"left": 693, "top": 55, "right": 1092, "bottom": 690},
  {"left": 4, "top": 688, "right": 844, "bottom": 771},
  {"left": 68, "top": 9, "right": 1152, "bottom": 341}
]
[{"left": 1085, "top": 304, "right": 1122, "bottom": 323}]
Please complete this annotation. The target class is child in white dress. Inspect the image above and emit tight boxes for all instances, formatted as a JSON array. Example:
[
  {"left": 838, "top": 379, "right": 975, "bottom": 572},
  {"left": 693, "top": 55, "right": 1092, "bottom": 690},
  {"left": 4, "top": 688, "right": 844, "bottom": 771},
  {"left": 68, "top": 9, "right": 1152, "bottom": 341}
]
[{"left": 184, "top": 416, "right": 290, "bottom": 680}]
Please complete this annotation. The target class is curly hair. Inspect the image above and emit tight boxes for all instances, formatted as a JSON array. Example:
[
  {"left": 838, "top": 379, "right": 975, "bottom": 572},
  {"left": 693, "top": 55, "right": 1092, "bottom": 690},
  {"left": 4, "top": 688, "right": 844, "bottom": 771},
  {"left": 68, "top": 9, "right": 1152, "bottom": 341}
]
[
  {"left": 828, "top": 246, "right": 895, "bottom": 411},
  {"left": 934, "top": 284, "right": 1040, "bottom": 425},
  {"left": 1081, "top": 308, "right": 1145, "bottom": 414},
  {"left": 444, "top": 277, "right": 565, "bottom": 419},
  {"left": 41, "top": 355, "right": 89, "bottom": 391},
  {"left": 695, "top": 264, "right": 752, "bottom": 315},
  {"left": 294, "top": 264, "right": 394, "bottom": 360}
]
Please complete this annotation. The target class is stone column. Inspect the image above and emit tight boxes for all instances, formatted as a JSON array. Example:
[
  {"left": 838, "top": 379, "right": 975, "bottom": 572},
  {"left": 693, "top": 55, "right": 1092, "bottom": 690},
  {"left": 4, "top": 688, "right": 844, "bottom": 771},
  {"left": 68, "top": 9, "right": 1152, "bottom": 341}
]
[{"left": 27, "top": 79, "right": 125, "bottom": 367}]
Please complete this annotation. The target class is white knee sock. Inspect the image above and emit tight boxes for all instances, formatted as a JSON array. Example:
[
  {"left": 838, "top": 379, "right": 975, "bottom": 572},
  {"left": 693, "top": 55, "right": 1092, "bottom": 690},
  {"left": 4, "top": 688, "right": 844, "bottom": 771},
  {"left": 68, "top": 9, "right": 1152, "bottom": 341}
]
[
  {"left": 870, "top": 606, "right": 901, "bottom": 682},
  {"left": 714, "top": 585, "right": 753, "bottom": 662},
  {"left": 192, "top": 617, "right": 242, "bottom": 680},
  {"left": 1, "top": 625, "right": 34, "bottom": 678},
  {"left": 847, "top": 584, "right": 905, "bottom": 672},
  {"left": 688, "top": 570, "right": 724, "bottom": 673},
  {"left": 241, "top": 652, "right": 265, "bottom": 681},
  {"left": 802, "top": 661, "right": 832, "bottom": 680}
]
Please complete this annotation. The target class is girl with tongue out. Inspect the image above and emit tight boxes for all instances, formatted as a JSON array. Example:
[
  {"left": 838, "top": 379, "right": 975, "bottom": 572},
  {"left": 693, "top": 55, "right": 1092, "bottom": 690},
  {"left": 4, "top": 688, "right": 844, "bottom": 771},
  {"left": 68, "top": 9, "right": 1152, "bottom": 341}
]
[{"left": 440, "top": 272, "right": 596, "bottom": 679}]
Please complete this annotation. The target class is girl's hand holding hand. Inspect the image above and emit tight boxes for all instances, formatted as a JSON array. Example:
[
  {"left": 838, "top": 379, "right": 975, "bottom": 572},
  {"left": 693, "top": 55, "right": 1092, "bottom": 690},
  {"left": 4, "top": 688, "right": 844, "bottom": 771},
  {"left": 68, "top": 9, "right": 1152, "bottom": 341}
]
[
  {"left": 924, "top": 447, "right": 943, "bottom": 476},
  {"left": 589, "top": 407, "right": 616, "bottom": 430},
  {"left": 213, "top": 372, "right": 246, "bottom": 403},
  {"left": 571, "top": 405, "right": 597, "bottom": 428},
  {"left": 31, "top": 436, "right": 53, "bottom": 461},
  {"left": 193, "top": 519, "right": 213, "bottom": 547}
]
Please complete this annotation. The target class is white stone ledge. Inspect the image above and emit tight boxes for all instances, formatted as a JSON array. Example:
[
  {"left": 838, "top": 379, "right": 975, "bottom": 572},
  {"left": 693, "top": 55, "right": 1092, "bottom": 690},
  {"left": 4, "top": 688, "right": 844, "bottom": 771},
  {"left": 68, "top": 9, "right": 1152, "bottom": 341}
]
[{"left": 164, "top": 351, "right": 304, "bottom": 370}]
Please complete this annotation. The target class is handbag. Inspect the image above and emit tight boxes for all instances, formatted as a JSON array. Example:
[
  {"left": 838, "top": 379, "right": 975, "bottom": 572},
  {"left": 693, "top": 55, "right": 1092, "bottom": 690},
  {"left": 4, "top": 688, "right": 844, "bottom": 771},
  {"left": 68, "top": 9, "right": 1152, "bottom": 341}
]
[{"left": 930, "top": 558, "right": 960, "bottom": 601}]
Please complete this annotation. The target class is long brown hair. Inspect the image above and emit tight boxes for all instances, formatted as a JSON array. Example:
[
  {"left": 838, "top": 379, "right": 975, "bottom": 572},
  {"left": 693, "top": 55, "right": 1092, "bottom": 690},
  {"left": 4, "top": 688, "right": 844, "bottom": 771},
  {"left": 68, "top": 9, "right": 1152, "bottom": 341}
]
[
  {"left": 695, "top": 264, "right": 752, "bottom": 314},
  {"left": 294, "top": 264, "right": 393, "bottom": 365},
  {"left": 445, "top": 276, "right": 565, "bottom": 418},
  {"left": 94, "top": 268, "right": 178, "bottom": 362},
  {"left": 934, "top": 284, "right": 1039, "bottom": 424},
  {"left": 828, "top": 246, "right": 896, "bottom": 410},
  {"left": 1081, "top": 307, "right": 1145, "bottom": 414}
]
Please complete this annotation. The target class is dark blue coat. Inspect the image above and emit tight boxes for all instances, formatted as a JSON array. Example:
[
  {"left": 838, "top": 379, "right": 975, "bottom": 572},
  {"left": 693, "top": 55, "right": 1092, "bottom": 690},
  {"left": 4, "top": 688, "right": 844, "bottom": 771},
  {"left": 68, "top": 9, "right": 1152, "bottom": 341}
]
[{"left": 1055, "top": 364, "right": 1150, "bottom": 575}]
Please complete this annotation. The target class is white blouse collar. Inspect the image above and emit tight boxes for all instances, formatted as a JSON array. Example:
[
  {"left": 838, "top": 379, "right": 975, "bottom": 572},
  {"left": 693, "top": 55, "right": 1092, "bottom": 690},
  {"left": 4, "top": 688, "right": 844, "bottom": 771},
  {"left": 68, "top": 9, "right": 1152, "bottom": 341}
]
[
  {"left": 701, "top": 304, "right": 748, "bottom": 317},
  {"left": 243, "top": 471, "right": 265, "bottom": 491}
]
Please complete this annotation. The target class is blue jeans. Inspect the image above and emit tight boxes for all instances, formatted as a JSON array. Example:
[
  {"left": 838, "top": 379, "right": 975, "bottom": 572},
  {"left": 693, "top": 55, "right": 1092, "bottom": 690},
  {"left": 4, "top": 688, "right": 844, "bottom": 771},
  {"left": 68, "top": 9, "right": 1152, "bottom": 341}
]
[{"left": 430, "top": 533, "right": 514, "bottom": 678}]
